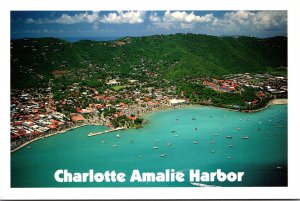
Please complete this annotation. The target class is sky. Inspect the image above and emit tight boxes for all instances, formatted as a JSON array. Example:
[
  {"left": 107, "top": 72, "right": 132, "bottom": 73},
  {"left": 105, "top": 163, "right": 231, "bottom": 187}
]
[{"left": 11, "top": 11, "right": 287, "bottom": 39}]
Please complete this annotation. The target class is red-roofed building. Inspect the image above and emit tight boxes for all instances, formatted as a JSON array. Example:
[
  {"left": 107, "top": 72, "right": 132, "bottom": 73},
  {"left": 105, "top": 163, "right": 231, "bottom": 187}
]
[
  {"left": 119, "top": 102, "right": 127, "bottom": 107},
  {"left": 32, "top": 131, "right": 41, "bottom": 135},
  {"left": 144, "top": 97, "right": 151, "bottom": 101},
  {"left": 32, "top": 109, "right": 39, "bottom": 114},
  {"left": 127, "top": 116, "right": 137, "bottom": 121},
  {"left": 17, "top": 130, "right": 26, "bottom": 136},
  {"left": 71, "top": 114, "right": 85, "bottom": 122},
  {"left": 93, "top": 95, "right": 105, "bottom": 100},
  {"left": 50, "top": 119, "right": 59, "bottom": 124},
  {"left": 33, "top": 115, "right": 40, "bottom": 120},
  {"left": 76, "top": 108, "right": 83, "bottom": 113},
  {"left": 229, "top": 86, "right": 235, "bottom": 91},
  {"left": 12, "top": 121, "right": 22, "bottom": 126},
  {"left": 47, "top": 124, "right": 58, "bottom": 129},
  {"left": 11, "top": 134, "right": 20, "bottom": 139},
  {"left": 96, "top": 104, "right": 103, "bottom": 109},
  {"left": 258, "top": 92, "right": 265, "bottom": 97},
  {"left": 149, "top": 101, "right": 158, "bottom": 106},
  {"left": 203, "top": 81, "right": 218, "bottom": 89}
]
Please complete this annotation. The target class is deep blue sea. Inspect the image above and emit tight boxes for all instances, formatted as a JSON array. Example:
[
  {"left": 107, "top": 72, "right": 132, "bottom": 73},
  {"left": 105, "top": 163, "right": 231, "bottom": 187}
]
[{"left": 11, "top": 105, "right": 287, "bottom": 187}]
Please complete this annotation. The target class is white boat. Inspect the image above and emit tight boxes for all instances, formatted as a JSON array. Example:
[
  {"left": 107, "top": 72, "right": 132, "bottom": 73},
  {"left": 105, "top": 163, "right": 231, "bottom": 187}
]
[
  {"left": 229, "top": 144, "right": 234, "bottom": 147},
  {"left": 227, "top": 156, "right": 232, "bottom": 159},
  {"left": 27, "top": 146, "right": 31, "bottom": 149},
  {"left": 174, "top": 134, "right": 178, "bottom": 137},
  {"left": 277, "top": 166, "right": 283, "bottom": 170},
  {"left": 116, "top": 134, "right": 120, "bottom": 138},
  {"left": 236, "top": 127, "right": 241, "bottom": 130},
  {"left": 160, "top": 153, "right": 166, "bottom": 157},
  {"left": 139, "top": 155, "right": 143, "bottom": 158},
  {"left": 112, "top": 144, "right": 117, "bottom": 148},
  {"left": 101, "top": 140, "right": 106, "bottom": 143},
  {"left": 153, "top": 146, "right": 158, "bottom": 149},
  {"left": 166, "top": 143, "right": 172, "bottom": 146},
  {"left": 211, "top": 149, "right": 215, "bottom": 153},
  {"left": 243, "top": 136, "right": 249, "bottom": 139},
  {"left": 193, "top": 141, "right": 198, "bottom": 144}
]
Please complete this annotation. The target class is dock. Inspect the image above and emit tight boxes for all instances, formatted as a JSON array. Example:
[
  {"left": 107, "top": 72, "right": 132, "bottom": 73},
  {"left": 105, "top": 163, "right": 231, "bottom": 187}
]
[{"left": 88, "top": 127, "right": 125, "bottom": 137}]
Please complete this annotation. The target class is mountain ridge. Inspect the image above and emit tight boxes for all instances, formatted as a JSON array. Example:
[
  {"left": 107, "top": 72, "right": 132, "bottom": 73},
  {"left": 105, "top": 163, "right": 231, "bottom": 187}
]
[{"left": 11, "top": 33, "right": 287, "bottom": 88}]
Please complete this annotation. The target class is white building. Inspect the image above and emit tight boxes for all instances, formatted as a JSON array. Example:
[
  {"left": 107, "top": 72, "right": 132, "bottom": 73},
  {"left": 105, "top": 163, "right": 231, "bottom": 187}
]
[{"left": 169, "top": 99, "right": 187, "bottom": 106}]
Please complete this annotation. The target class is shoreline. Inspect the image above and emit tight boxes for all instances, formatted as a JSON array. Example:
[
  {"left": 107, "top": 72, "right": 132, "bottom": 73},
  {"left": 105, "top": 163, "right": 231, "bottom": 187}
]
[
  {"left": 10, "top": 123, "right": 102, "bottom": 153},
  {"left": 11, "top": 98, "right": 287, "bottom": 153},
  {"left": 141, "top": 98, "right": 288, "bottom": 117}
]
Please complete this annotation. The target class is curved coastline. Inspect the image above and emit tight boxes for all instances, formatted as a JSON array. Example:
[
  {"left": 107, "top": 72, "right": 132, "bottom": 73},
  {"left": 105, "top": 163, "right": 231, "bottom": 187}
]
[
  {"left": 11, "top": 98, "right": 287, "bottom": 153},
  {"left": 11, "top": 123, "right": 108, "bottom": 153},
  {"left": 141, "top": 98, "right": 288, "bottom": 118}
]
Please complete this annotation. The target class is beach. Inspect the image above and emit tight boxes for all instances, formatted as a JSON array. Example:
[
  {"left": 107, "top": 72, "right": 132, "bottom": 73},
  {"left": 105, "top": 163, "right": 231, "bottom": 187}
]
[{"left": 272, "top": 99, "right": 288, "bottom": 105}]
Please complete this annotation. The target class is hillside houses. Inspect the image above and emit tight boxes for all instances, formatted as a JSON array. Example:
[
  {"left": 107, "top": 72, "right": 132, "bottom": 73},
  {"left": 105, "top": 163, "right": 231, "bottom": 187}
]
[{"left": 223, "top": 73, "right": 287, "bottom": 98}]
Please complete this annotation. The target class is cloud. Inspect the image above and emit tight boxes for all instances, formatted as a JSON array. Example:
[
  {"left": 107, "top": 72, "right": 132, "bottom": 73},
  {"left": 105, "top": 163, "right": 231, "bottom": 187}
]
[
  {"left": 24, "top": 11, "right": 146, "bottom": 30},
  {"left": 149, "top": 10, "right": 287, "bottom": 36},
  {"left": 211, "top": 11, "right": 287, "bottom": 35},
  {"left": 22, "top": 11, "right": 287, "bottom": 37},
  {"left": 149, "top": 11, "right": 215, "bottom": 29},
  {"left": 25, "top": 11, "right": 101, "bottom": 25},
  {"left": 100, "top": 11, "right": 146, "bottom": 24},
  {"left": 253, "top": 11, "right": 287, "bottom": 31}
]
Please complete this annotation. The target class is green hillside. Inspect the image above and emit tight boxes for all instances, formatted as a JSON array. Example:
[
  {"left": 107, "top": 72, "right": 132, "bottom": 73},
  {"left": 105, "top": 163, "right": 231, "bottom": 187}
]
[{"left": 11, "top": 34, "right": 287, "bottom": 88}]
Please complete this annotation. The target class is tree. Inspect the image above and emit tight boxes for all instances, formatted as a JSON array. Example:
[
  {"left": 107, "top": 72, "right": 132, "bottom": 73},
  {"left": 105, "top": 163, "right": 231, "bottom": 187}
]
[{"left": 134, "top": 118, "right": 143, "bottom": 125}]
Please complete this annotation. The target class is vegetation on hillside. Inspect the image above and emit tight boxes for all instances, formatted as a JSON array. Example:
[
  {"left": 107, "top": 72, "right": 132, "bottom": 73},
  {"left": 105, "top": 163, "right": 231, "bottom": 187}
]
[{"left": 11, "top": 34, "right": 287, "bottom": 89}]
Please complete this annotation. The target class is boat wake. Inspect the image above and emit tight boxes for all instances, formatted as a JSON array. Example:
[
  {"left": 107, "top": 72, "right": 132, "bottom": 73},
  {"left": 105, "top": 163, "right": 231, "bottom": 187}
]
[{"left": 190, "top": 182, "right": 219, "bottom": 187}]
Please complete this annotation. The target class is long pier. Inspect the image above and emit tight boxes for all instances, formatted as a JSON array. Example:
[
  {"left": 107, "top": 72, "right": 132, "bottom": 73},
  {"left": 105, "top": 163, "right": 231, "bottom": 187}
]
[{"left": 88, "top": 127, "right": 125, "bottom": 137}]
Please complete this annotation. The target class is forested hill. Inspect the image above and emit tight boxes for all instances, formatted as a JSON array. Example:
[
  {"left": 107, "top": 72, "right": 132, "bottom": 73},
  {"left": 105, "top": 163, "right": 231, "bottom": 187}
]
[{"left": 11, "top": 34, "right": 287, "bottom": 88}]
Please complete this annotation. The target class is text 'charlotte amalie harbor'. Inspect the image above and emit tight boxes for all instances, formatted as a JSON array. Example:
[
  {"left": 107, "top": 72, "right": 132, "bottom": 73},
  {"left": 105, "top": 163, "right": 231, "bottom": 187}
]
[{"left": 10, "top": 10, "right": 288, "bottom": 187}]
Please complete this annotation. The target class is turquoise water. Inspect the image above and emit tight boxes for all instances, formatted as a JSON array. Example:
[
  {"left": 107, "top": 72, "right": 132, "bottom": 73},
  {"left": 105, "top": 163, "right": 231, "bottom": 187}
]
[{"left": 11, "top": 105, "right": 287, "bottom": 187}]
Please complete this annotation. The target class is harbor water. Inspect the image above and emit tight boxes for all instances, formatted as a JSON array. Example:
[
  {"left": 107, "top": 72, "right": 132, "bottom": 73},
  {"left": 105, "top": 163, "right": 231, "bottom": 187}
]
[{"left": 11, "top": 105, "right": 287, "bottom": 187}]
